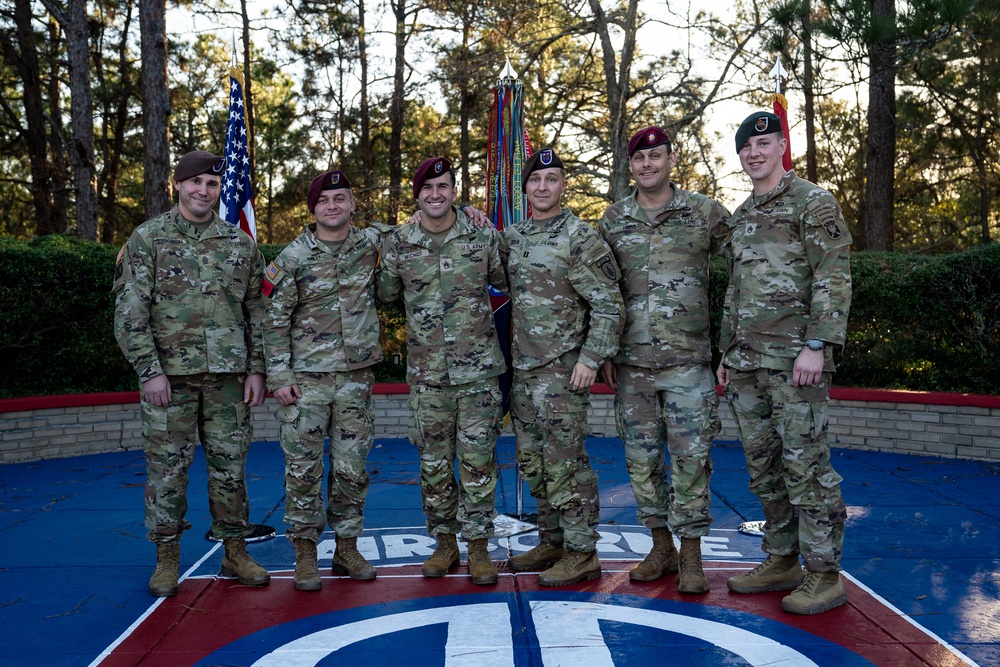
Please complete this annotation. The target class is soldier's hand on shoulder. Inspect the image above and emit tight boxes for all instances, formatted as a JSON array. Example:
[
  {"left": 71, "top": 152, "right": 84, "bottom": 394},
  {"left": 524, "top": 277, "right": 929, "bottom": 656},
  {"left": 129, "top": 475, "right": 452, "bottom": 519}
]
[{"left": 462, "top": 205, "right": 491, "bottom": 228}]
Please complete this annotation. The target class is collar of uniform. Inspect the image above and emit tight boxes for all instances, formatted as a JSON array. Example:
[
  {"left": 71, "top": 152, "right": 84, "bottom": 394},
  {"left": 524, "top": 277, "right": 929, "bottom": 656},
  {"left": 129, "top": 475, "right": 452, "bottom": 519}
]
[
  {"left": 621, "top": 185, "right": 686, "bottom": 224},
  {"left": 170, "top": 206, "right": 232, "bottom": 239},
  {"left": 743, "top": 170, "right": 797, "bottom": 212},
  {"left": 303, "top": 223, "right": 358, "bottom": 251},
  {"left": 401, "top": 206, "right": 473, "bottom": 248},
  {"left": 520, "top": 210, "right": 569, "bottom": 235}
]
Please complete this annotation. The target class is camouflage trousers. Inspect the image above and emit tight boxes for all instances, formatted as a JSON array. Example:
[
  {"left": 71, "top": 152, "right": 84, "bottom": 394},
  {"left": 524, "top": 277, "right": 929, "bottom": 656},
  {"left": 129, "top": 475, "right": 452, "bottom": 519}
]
[
  {"left": 615, "top": 363, "right": 721, "bottom": 538},
  {"left": 276, "top": 369, "right": 375, "bottom": 542},
  {"left": 408, "top": 380, "right": 502, "bottom": 541},
  {"left": 511, "top": 354, "right": 601, "bottom": 552},
  {"left": 724, "top": 368, "right": 846, "bottom": 572},
  {"left": 141, "top": 373, "right": 252, "bottom": 543}
]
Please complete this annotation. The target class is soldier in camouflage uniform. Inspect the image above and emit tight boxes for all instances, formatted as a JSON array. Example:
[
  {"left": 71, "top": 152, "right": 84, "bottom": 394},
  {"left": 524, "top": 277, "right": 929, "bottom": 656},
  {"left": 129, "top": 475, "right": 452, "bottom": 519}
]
[
  {"left": 717, "top": 111, "right": 853, "bottom": 615},
  {"left": 597, "top": 127, "right": 730, "bottom": 594},
  {"left": 504, "top": 148, "right": 624, "bottom": 586},
  {"left": 377, "top": 157, "right": 508, "bottom": 586},
  {"left": 113, "top": 151, "right": 270, "bottom": 597},
  {"left": 262, "top": 170, "right": 390, "bottom": 590}
]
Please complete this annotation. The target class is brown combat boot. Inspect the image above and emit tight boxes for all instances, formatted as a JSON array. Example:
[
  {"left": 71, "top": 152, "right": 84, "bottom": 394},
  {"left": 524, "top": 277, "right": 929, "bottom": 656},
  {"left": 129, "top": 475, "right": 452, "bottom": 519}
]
[
  {"left": 538, "top": 550, "right": 602, "bottom": 586},
  {"left": 149, "top": 542, "right": 180, "bottom": 597},
  {"left": 727, "top": 554, "right": 804, "bottom": 594},
  {"left": 467, "top": 538, "right": 498, "bottom": 585},
  {"left": 629, "top": 526, "right": 678, "bottom": 582},
  {"left": 293, "top": 538, "right": 321, "bottom": 591},
  {"left": 422, "top": 533, "right": 460, "bottom": 578},
  {"left": 508, "top": 541, "right": 565, "bottom": 572},
  {"left": 781, "top": 571, "right": 848, "bottom": 615},
  {"left": 220, "top": 537, "right": 270, "bottom": 586},
  {"left": 677, "top": 537, "right": 709, "bottom": 594},
  {"left": 332, "top": 535, "right": 377, "bottom": 581}
]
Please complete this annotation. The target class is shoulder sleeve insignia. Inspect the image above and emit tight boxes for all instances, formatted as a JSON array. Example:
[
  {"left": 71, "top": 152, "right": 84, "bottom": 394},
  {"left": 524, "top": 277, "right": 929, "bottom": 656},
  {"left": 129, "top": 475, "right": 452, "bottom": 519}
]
[{"left": 597, "top": 255, "right": 620, "bottom": 281}]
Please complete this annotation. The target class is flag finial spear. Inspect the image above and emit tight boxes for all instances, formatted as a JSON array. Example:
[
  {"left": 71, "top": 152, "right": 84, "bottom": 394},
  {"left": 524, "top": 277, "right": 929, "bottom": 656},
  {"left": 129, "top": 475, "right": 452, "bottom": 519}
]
[
  {"left": 769, "top": 56, "right": 787, "bottom": 95},
  {"left": 498, "top": 56, "right": 518, "bottom": 83},
  {"left": 231, "top": 31, "right": 238, "bottom": 69}
]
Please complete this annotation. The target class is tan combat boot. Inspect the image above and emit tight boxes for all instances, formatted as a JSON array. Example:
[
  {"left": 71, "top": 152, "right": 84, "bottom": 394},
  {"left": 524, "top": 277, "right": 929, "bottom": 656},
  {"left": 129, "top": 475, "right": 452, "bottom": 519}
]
[
  {"left": 677, "top": 537, "right": 709, "bottom": 594},
  {"left": 727, "top": 554, "right": 804, "bottom": 593},
  {"left": 538, "top": 550, "right": 602, "bottom": 586},
  {"left": 467, "top": 538, "right": 498, "bottom": 585},
  {"left": 629, "top": 526, "right": 678, "bottom": 582},
  {"left": 508, "top": 541, "right": 565, "bottom": 572},
  {"left": 293, "top": 538, "right": 321, "bottom": 591},
  {"left": 781, "top": 571, "right": 848, "bottom": 615},
  {"left": 332, "top": 535, "right": 377, "bottom": 581},
  {"left": 422, "top": 533, "right": 460, "bottom": 578},
  {"left": 220, "top": 537, "right": 271, "bottom": 586},
  {"left": 149, "top": 542, "right": 180, "bottom": 597}
]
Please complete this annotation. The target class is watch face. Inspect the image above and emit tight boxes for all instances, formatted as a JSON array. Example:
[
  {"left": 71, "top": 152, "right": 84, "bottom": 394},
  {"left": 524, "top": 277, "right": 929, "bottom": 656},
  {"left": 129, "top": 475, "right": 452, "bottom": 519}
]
[{"left": 807, "top": 340, "right": 824, "bottom": 350}]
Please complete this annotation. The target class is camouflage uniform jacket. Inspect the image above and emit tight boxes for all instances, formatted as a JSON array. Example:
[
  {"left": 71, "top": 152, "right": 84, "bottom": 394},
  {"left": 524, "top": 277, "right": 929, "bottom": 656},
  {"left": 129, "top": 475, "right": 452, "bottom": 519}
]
[
  {"left": 113, "top": 206, "right": 265, "bottom": 381},
  {"left": 504, "top": 210, "right": 624, "bottom": 371},
  {"left": 377, "top": 208, "right": 508, "bottom": 387},
  {"left": 262, "top": 223, "right": 385, "bottom": 390},
  {"left": 720, "top": 171, "right": 853, "bottom": 372},
  {"left": 597, "top": 185, "right": 730, "bottom": 369}
]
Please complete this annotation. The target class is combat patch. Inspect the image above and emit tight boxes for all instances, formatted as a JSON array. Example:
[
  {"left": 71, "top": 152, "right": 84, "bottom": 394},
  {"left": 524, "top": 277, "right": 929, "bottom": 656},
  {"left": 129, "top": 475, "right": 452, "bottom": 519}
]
[
  {"left": 807, "top": 199, "right": 848, "bottom": 242},
  {"left": 262, "top": 261, "right": 283, "bottom": 297}
]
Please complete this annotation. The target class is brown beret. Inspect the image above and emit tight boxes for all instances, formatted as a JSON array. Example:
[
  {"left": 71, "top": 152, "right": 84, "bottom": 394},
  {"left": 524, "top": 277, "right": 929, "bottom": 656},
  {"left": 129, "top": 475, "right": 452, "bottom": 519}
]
[
  {"left": 307, "top": 170, "right": 352, "bottom": 213},
  {"left": 627, "top": 127, "right": 671, "bottom": 157},
  {"left": 412, "top": 157, "right": 452, "bottom": 198},
  {"left": 521, "top": 147, "right": 565, "bottom": 190},
  {"left": 173, "top": 150, "right": 225, "bottom": 182}
]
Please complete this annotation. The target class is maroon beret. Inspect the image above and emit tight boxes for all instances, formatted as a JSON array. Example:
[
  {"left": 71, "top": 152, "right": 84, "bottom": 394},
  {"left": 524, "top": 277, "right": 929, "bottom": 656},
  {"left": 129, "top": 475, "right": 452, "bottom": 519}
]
[
  {"left": 412, "top": 157, "right": 453, "bottom": 198},
  {"left": 521, "top": 147, "right": 565, "bottom": 190},
  {"left": 173, "top": 151, "right": 225, "bottom": 182},
  {"left": 627, "top": 126, "right": 671, "bottom": 157},
  {"left": 307, "top": 170, "right": 352, "bottom": 213}
]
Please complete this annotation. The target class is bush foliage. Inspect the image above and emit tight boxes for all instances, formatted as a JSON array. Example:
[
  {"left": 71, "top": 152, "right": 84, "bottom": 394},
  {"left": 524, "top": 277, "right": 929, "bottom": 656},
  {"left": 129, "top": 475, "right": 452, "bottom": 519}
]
[{"left": 1, "top": 236, "right": 997, "bottom": 398}]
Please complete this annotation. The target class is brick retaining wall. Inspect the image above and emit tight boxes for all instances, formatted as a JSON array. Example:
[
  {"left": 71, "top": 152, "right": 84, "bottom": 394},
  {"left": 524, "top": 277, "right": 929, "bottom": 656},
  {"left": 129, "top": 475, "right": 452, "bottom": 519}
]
[{"left": 1, "top": 386, "right": 998, "bottom": 465}]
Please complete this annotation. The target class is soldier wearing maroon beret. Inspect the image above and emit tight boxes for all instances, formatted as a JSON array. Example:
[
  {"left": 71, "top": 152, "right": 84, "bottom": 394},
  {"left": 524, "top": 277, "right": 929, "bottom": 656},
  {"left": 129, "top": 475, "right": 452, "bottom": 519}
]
[
  {"left": 378, "top": 155, "right": 508, "bottom": 587},
  {"left": 597, "top": 125, "right": 732, "bottom": 595},
  {"left": 261, "top": 168, "right": 394, "bottom": 590}
]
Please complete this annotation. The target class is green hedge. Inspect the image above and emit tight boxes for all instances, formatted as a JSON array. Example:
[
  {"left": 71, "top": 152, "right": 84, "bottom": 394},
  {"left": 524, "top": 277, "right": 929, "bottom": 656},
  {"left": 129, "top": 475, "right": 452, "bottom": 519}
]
[{"left": 1, "top": 235, "right": 997, "bottom": 398}]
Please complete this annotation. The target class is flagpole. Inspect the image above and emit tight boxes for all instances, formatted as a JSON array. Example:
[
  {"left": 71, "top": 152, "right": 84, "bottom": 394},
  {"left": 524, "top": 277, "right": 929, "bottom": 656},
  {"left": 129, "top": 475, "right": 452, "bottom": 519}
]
[{"left": 769, "top": 56, "right": 794, "bottom": 171}]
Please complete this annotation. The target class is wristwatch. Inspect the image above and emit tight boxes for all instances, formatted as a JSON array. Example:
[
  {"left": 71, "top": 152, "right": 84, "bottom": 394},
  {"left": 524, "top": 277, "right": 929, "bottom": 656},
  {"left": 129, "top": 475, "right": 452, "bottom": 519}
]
[{"left": 805, "top": 339, "right": 824, "bottom": 351}]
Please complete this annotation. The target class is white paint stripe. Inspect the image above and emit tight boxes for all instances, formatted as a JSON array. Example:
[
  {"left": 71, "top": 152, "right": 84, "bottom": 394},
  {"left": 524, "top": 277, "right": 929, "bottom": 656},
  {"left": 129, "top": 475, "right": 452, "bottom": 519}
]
[
  {"left": 88, "top": 543, "right": 223, "bottom": 666},
  {"left": 530, "top": 600, "right": 819, "bottom": 667},
  {"left": 841, "top": 570, "right": 980, "bottom": 667},
  {"left": 250, "top": 602, "right": 514, "bottom": 667}
]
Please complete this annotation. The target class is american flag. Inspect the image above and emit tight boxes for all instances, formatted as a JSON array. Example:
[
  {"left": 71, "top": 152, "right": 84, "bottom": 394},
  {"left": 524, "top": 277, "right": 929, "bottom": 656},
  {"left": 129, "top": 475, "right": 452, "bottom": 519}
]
[{"left": 219, "top": 66, "right": 257, "bottom": 240}]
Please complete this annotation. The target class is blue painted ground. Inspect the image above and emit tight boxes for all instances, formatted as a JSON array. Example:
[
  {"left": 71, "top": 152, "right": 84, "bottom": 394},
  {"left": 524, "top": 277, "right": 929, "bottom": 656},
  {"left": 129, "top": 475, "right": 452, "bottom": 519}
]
[{"left": 0, "top": 436, "right": 997, "bottom": 665}]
